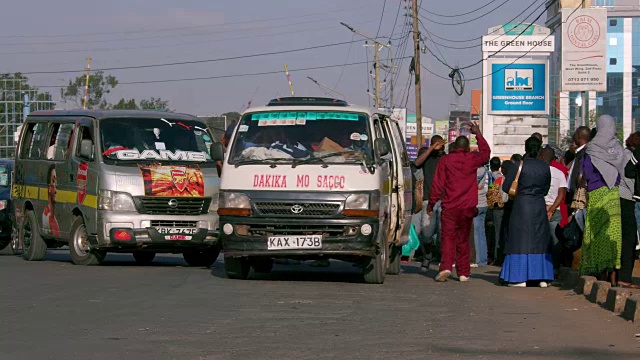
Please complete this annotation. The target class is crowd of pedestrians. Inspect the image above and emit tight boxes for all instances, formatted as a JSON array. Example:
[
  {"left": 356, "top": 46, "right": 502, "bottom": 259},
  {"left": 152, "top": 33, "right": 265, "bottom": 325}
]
[{"left": 410, "top": 115, "right": 640, "bottom": 287}]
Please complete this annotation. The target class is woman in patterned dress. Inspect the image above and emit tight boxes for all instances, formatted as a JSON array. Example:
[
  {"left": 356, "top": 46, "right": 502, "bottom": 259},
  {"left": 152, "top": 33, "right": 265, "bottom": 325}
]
[{"left": 580, "top": 115, "right": 625, "bottom": 285}]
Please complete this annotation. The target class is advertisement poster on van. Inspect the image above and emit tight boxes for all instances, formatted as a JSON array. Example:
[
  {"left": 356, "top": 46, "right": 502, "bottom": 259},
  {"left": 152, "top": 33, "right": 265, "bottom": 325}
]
[{"left": 138, "top": 164, "right": 204, "bottom": 197}]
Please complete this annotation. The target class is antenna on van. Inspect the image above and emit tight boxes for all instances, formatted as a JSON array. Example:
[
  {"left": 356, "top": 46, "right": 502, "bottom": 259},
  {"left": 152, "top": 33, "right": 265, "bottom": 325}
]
[{"left": 284, "top": 64, "right": 295, "bottom": 96}]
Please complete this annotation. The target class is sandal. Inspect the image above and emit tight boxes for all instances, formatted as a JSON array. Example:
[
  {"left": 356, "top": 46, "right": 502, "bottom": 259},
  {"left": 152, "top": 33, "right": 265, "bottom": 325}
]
[{"left": 617, "top": 281, "right": 640, "bottom": 289}]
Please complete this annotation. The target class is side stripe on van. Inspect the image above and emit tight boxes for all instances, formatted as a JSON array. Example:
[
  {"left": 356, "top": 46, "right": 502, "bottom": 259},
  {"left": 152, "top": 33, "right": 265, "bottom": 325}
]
[{"left": 13, "top": 185, "right": 97, "bottom": 209}]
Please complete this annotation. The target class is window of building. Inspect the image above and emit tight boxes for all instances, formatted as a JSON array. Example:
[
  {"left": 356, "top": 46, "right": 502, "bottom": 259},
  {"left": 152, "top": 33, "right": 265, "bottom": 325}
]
[
  {"left": 610, "top": 58, "right": 618, "bottom": 65},
  {"left": 610, "top": 37, "right": 618, "bottom": 46},
  {"left": 610, "top": 19, "right": 618, "bottom": 27}
]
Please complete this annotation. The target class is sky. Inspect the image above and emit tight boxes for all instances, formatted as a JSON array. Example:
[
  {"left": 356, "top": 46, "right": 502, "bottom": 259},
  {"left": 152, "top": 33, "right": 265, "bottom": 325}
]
[{"left": 0, "top": 0, "right": 548, "bottom": 119}]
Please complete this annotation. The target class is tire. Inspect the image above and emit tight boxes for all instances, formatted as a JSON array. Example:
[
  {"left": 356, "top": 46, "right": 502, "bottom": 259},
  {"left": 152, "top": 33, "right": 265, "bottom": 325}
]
[
  {"left": 224, "top": 256, "right": 250, "bottom": 279},
  {"left": 132, "top": 252, "right": 156, "bottom": 265},
  {"left": 21, "top": 211, "right": 47, "bottom": 261},
  {"left": 0, "top": 239, "right": 9, "bottom": 252},
  {"left": 386, "top": 244, "right": 401, "bottom": 275},
  {"left": 69, "top": 216, "right": 105, "bottom": 266},
  {"left": 363, "top": 240, "right": 387, "bottom": 284},
  {"left": 252, "top": 258, "right": 273, "bottom": 273},
  {"left": 183, "top": 246, "right": 221, "bottom": 267}
]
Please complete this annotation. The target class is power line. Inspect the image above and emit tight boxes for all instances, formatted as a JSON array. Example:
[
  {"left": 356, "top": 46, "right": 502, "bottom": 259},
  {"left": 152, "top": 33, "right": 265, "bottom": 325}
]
[
  {"left": 0, "top": 16, "right": 355, "bottom": 47},
  {"left": 20, "top": 41, "right": 360, "bottom": 75},
  {"left": 0, "top": 5, "right": 370, "bottom": 40},
  {"left": 423, "top": 0, "right": 501, "bottom": 18},
  {"left": 333, "top": 33, "right": 356, "bottom": 89},
  {"left": 375, "top": 0, "right": 388, "bottom": 39},
  {"left": 0, "top": 19, "right": 377, "bottom": 57},
  {"left": 421, "top": 0, "right": 545, "bottom": 43},
  {"left": 389, "top": 0, "right": 404, "bottom": 42},
  {"left": 34, "top": 58, "right": 411, "bottom": 88},
  {"left": 418, "top": 0, "right": 514, "bottom": 26}
]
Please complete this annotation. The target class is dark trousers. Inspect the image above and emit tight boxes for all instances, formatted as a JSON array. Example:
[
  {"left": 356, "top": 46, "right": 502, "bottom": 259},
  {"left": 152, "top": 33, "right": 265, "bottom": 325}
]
[
  {"left": 620, "top": 198, "right": 637, "bottom": 283},
  {"left": 440, "top": 207, "right": 477, "bottom": 277}
]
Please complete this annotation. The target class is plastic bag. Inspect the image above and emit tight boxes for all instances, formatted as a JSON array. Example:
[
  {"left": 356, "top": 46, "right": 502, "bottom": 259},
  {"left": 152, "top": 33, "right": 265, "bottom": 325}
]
[{"left": 402, "top": 223, "right": 420, "bottom": 257}]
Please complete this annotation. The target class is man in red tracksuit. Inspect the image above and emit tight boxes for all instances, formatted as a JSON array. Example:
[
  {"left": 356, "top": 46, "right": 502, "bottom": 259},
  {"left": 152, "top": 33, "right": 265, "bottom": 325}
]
[{"left": 427, "top": 122, "right": 491, "bottom": 282}]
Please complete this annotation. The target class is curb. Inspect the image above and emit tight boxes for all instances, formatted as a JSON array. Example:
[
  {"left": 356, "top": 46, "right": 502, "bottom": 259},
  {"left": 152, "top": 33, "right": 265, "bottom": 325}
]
[{"left": 569, "top": 275, "right": 639, "bottom": 322}]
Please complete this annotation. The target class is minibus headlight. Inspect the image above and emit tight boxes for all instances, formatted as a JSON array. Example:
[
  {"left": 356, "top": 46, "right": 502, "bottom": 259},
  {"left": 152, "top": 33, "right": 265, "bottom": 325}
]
[
  {"left": 345, "top": 194, "right": 370, "bottom": 210},
  {"left": 222, "top": 192, "right": 251, "bottom": 209},
  {"left": 99, "top": 190, "right": 136, "bottom": 211}
]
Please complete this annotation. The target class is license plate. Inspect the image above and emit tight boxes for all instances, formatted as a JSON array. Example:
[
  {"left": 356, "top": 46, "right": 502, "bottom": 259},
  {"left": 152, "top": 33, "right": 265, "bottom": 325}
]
[
  {"left": 166, "top": 235, "right": 192, "bottom": 241},
  {"left": 267, "top": 235, "right": 322, "bottom": 250},
  {"left": 157, "top": 227, "right": 197, "bottom": 235}
]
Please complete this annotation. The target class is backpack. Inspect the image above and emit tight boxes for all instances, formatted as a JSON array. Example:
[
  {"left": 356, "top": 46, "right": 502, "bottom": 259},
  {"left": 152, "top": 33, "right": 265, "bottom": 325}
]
[{"left": 486, "top": 171, "right": 505, "bottom": 209}]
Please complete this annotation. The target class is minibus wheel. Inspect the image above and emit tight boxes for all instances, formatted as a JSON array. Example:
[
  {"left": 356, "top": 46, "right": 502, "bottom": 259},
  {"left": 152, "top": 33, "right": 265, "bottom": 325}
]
[
  {"left": 132, "top": 252, "right": 156, "bottom": 265},
  {"left": 183, "top": 247, "right": 220, "bottom": 267},
  {"left": 363, "top": 240, "right": 387, "bottom": 284},
  {"left": 69, "top": 217, "right": 105, "bottom": 266},
  {"left": 386, "top": 244, "right": 402, "bottom": 275},
  {"left": 224, "top": 256, "right": 250, "bottom": 279},
  {"left": 21, "top": 211, "right": 47, "bottom": 261}
]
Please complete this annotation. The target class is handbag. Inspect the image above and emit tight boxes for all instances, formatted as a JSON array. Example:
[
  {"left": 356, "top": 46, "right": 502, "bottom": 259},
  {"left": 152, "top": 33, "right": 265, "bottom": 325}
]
[
  {"left": 570, "top": 169, "right": 588, "bottom": 210},
  {"left": 413, "top": 178, "right": 424, "bottom": 214},
  {"left": 555, "top": 216, "right": 583, "bottom": 253},
  {"left": 508, "top": 160, "right": 523, "bottom": 199}
]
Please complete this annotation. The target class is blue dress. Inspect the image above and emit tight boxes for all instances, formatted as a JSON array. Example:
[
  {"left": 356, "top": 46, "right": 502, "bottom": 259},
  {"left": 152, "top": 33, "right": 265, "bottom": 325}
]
[{"left": 500, "top": 158, "right": 555, "bottom": 283}]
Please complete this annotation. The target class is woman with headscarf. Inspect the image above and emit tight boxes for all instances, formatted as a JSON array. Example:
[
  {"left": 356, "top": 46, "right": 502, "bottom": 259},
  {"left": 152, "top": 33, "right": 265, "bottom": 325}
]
[
  {"left": 580, "top": 115, "right": 625, "bottom": 285},
  {"left": 500, "top": 137, "right": 553, "bottom": 287}
]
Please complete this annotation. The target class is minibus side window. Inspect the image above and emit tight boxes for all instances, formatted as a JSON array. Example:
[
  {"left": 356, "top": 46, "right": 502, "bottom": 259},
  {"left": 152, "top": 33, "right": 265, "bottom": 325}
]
[
  {"left": 75, "top": 126, "right": 94, "bottom": 160},
  {"left": 45, "top": 123, "right": 74, "bottom": 161},
  {"left": 20, "top": 123, "right": 47, "bottom": 160}
]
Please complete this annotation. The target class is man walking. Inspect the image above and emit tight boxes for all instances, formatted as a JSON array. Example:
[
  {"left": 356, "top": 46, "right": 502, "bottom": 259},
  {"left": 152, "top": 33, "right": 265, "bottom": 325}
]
[
  {"left": 428, "top": 122, "right": 491, "bottom": 282},
  {"left": 414, "top": 135, "right": 446, "bottom": 268},
  {"left": 473, "top": 165, "right": 489, "bottom": 268}
]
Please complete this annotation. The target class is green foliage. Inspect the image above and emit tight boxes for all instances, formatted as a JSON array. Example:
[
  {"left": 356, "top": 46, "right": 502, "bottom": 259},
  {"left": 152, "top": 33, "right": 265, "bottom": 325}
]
[
  {"left": 112, "top": 98, "right": 138, "bottom": 110},
  {"left": 139, "top": 97, "right": 170, "bottom": 111},
  {"left": 60, "top": 70, "right": 118, "bottom": 109}
]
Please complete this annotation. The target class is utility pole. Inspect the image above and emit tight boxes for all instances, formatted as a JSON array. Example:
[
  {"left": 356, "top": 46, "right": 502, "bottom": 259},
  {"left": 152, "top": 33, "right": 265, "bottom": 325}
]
[
  {"left": 284, "top": 64, "right": 295, "bottom": 96},
  {"left": 411, "top": 0, "right": 423, "bottom": 148},
  {"left": 83, "top": 57, "right": 92, "bottom": 110},
  {"left": 340, "top": 22, "right": 393, "bottom": 110}
]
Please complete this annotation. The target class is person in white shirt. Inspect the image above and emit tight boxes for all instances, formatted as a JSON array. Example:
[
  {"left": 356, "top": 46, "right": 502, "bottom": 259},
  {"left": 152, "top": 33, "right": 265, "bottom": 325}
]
[{"left": 540, "top": 147, "right": 567, "bottom": 269}]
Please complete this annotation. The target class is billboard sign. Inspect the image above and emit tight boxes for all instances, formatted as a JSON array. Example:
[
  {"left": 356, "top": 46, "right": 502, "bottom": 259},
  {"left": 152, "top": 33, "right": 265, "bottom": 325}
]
[
  {"left": 561, "top": 8, "right": 607, "bottom": 92},
  {"left": 405, "top": 114, "right": 433, "bottom": 160},
  {"left": 488, "top": 60, "right": 549, "bottom": 115}
]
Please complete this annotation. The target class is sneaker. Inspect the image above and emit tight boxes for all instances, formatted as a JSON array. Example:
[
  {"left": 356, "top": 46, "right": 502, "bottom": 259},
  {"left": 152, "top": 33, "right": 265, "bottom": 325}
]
[
  {"left": 508, "top": 282, "right": 527, "bottom": 288},
  {"left": 470, "top": 263, "right": 479, "bottom": 268},
  {"left": 539, "top": 281, "right": 549, "bottom": 288},
  {"left": 435, "top": 270, "right": 451, "bottom": 282},
  {"left": 459, "top": 275, "right": 470, "bottom": 282}
]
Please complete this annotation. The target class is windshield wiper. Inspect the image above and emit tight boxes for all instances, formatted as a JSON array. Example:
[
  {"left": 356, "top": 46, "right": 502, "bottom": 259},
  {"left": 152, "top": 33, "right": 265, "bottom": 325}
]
[
  {"left": 292, "top": 151, "right": 362, "bottom": 168},
  {"left": 233, "top": 158, "right": 291, "bottom": 168}
]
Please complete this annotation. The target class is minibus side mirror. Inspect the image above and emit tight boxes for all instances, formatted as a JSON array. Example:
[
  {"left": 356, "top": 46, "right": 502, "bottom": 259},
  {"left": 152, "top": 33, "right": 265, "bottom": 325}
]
[
  {"left": 374, "top": 138, "right": 391, "bottom": 157},
  {"left": 210, "top": 142, "right": 225, "bottom": 161},
  {"left": 80, "top": 139, "right": 94, "bottom": 159}
]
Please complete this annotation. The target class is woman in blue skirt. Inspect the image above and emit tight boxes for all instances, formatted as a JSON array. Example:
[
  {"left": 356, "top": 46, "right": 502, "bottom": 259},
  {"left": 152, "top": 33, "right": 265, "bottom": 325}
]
[{"left": 500, "top": 136, "right": 554, "bottom": 287}]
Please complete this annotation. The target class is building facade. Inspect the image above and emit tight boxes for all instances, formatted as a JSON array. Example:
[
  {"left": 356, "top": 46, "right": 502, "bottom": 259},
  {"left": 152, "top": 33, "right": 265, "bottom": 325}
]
[{"left": 546, "top": 0, "right": 640, "bottom": 144}]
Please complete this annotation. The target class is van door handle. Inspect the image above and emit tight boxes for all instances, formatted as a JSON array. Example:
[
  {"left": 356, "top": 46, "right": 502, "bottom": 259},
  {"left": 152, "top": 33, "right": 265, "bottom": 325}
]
[{"left": 70, "top": 174, "right": 74, "bottom": 182}]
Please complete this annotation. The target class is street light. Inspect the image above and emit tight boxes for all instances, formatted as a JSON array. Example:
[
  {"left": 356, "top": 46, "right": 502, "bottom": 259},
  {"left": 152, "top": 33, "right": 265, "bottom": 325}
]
[{"left": 574, "top": 95, "right": 583, "bottom": 127}]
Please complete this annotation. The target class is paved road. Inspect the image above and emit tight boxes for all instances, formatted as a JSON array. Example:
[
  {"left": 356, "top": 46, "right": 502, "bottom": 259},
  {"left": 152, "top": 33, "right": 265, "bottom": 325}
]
[{"left": 1, "top": 250, "right": 639, "bottom": 360}]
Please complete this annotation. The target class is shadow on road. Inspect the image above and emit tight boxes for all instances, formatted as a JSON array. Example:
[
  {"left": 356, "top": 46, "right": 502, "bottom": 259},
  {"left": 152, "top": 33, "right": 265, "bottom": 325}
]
[
  {"left": 430, "top": 344, "right": 639, "bottom": 359},
  {"left": 33, "top": 250, "right": 192, "bottom": 268}
]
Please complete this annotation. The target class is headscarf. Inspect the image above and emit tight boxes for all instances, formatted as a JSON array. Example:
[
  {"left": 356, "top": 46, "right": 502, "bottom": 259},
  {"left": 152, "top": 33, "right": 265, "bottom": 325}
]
[{"left": 585, "top": 114, "right": 625, "bottom": 189}]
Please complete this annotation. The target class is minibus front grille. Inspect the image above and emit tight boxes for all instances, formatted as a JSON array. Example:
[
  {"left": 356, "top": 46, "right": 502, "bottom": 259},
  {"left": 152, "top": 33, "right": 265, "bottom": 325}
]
[
  {"left": 136, "top": 197, "right": 210, "bottom": 215},
  {"left": 254, "top": 202, "right": 341, "bottom": 217}
]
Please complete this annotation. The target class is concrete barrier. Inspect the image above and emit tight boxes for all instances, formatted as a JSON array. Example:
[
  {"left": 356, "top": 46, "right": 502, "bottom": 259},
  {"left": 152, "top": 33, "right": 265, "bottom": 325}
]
[
  {"left": 575, "top": 276, "right": 597, "bottom": 295},
  {"left": 604, "top": 287, "right": 633, "bottom": 314},
  {"left": 622, "top": 294, "right": 640, "bottom": 322},
  {"left": 587, "top": 281, "right": 611, "bottom": 305}
]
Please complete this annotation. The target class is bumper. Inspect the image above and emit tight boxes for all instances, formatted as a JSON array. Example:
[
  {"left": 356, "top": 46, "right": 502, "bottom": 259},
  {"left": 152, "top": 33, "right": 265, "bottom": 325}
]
[
  {"left": 93, "top": 211, "right": 219, "bottom": 251},
  {"left": 220, "top": 216, "right": 379, "bottom": 258}
]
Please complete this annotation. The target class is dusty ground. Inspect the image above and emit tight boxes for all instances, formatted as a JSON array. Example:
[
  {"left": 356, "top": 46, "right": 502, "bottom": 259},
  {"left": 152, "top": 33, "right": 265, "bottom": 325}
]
[{"left": 1, "top": 250, "right": 639, "bottom": 359}]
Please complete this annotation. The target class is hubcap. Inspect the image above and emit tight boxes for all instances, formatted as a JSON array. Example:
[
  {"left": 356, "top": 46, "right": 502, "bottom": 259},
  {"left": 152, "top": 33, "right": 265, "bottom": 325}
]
[{"left": 73, "top": 224, "right": 90, "bottom": 256}]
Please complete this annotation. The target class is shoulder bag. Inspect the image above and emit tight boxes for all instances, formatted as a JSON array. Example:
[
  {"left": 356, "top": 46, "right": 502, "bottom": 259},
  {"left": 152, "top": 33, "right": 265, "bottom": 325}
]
[
  {"left": 508, "top": 160, "right": 524, "bottom": 199},
  {"left": 413, "top": 178, "right": 424, "bottom": 214},
  {"left": 570, "top": 170, "right": 588, "bottom": 210}
]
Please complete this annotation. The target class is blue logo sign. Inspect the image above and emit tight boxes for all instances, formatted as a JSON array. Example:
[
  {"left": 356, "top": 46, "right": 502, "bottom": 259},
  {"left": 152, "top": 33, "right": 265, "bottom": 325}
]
[{"left": 491, "top": 63, "right": 546, "bottom": 114}]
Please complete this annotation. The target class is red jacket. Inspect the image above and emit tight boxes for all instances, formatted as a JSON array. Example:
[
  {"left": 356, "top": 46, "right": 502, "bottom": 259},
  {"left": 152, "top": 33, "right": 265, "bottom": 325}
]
[{"left": 427, "top": 134, "right": 491, "bottom": 211}]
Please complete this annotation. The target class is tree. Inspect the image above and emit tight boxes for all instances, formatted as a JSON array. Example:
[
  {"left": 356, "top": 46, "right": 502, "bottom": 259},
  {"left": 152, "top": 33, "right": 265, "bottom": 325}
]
[
  {"left": 139, "top": 97, "right": 170, "bottom": 111},
  {"left": 60, "top": 71, "right": 118, "bottom": 109},
  {"left": 112, "top": 98, "right": 138, "bottom": 110},
  {"left": 221, "top": 111, "right": 241, "bottom": 124}
]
